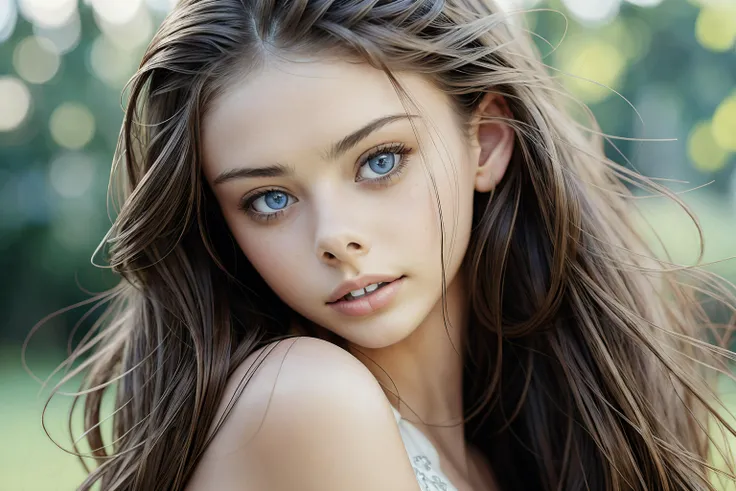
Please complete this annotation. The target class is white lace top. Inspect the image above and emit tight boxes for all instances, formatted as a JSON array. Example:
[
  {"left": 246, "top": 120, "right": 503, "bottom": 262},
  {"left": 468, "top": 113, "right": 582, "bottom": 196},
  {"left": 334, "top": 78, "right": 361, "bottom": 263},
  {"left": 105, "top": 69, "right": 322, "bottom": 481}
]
[{"left": 390, "top": 406, "right": 457, "bottom": 491}]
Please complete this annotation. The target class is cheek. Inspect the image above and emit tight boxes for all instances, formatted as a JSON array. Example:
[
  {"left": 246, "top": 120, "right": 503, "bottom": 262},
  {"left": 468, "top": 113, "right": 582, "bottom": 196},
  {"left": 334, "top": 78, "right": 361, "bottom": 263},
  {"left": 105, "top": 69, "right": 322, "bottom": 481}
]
[
  {"left": 378, "top": 155, "right": 474, "bottom": 285},
  {"left": 414, "top": 152, "right": 476, "bottom": 266},
  {"left": 378, "top": 167, "right": 440, "bottom": 259},
  {"left": 228, "top": 220, "right": 310, "bottom": 301}
]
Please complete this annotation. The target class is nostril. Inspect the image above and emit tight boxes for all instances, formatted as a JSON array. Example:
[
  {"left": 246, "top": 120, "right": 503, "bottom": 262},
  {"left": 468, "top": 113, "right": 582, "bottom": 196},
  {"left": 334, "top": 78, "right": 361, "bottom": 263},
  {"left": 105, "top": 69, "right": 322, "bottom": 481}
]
[{"left": 347, "top": 242, "right": 361, "bottom": 251}]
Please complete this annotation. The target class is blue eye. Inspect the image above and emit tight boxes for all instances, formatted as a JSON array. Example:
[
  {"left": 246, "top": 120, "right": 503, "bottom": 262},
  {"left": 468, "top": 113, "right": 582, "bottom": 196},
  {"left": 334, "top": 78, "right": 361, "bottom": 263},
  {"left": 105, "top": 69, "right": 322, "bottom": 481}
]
[
  {"left": 265, "top": 191, "right": 288, "bottom": 209},
  {"left": 369, "top": 153, "right": 395, "bottom": 174},
  {"left": 251, "top": 190, "right": 292, "bottom": 213},
  {"left": 358, "top": 152, "right": 399, "bottom": 180}
]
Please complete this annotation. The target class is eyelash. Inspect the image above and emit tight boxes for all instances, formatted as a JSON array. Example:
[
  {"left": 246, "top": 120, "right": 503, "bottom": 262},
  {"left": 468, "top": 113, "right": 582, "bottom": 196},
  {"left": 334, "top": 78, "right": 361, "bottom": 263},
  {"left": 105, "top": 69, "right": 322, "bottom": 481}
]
[{"left": 238, "top": 142, "right": 414, "bottom": 222}]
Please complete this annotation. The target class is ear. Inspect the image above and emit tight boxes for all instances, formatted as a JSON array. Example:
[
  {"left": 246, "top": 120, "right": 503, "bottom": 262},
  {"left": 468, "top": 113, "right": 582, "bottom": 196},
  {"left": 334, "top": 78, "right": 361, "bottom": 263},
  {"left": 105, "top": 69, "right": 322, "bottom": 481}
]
[{"left": 469, "top": 93, "right": 515, "bottom": 193}]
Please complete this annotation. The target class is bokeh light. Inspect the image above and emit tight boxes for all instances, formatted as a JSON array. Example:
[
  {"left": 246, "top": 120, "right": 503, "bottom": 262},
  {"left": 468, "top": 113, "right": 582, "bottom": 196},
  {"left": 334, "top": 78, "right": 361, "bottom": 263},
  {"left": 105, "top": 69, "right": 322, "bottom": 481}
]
[
  {"left": 730, "top": 163, "right": 736, "bottom": 208},
  {"left": 562, "top": 0, "right": 620, "bottom": 25},
  {"left": 0, "top": 76, "right": 32, "bottom": 132},
  {"left": 695, "top": 4, "right": 736, "bottom": 52},
  {"left": 13, "top": 36, "right": 61, "bottom": 84},
  {"left": 494, "top": 0, "right": 543, "bottom": 11},
  {"left": 556, "top": 0, "right": 668, "bottom": 26},
  {"left": 33, "top": 10, "right": 82, "bottom": 54},
  {"left": 0, "top": 0, "right": 18, "bottom": 44},
  {"left": 687, "top": 120, "right": 731, "bottom": 172},
  {"left": 690, "top": 0, "right": 736, "bottom": 8},
  {"left": 626, "top": 0, "right": 664, "bottom": 6},
  {"left": 88, "top": 0, "right": 144, "bottom": 26},
  {"left": 557, "top": 36, "right": 627, "bottom": 104},
  {"left": 48, "top": 152, "right": 95, "bottom": 198},
  {"left": 49, "top": 103, "right": 96, "bottom": 150},
  {"left": 712, "top": 92, "right": 736, "bottom": 152},
  {"left": 88, "top": 35, "right": 139, "bottom": 88},
  {"left": 145, "top": 0, "right": 177, "bottom": 13},
  {"left": 96, "top": 5, "right": 154, "bottom": 51},
  {"left": 18, "top": 0, "right": 77, "bottom": 29}
]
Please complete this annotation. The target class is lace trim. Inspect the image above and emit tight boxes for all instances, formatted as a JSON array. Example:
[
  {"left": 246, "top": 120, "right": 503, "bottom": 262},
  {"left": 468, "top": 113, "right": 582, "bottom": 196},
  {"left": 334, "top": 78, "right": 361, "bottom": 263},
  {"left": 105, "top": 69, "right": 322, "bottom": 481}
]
[
  {"left": 390, "top": 405, "right": 454, "bottom": 490},
  {"left": 411, "top": 455, "right": 449, "bottom": 491}
]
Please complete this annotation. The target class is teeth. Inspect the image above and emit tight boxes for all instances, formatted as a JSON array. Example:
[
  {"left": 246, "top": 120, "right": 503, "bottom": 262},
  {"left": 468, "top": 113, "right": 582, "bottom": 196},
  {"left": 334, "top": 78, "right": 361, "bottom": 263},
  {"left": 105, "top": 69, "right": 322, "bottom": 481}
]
[{"left": 342, "top": 282, "right": 386, "bottom": 301}]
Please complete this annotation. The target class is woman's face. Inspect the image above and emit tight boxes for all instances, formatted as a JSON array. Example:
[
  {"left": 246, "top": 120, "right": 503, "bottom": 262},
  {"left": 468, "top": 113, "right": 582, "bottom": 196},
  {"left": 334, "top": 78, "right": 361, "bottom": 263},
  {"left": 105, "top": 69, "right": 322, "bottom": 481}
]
[{"left": 201, "top": 56, "right": 500, "bottom": 349}]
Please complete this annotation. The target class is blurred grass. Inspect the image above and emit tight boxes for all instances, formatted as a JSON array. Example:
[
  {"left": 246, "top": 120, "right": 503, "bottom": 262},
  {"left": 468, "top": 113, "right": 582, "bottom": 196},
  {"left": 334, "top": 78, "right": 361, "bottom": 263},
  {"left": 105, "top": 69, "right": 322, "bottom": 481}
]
[{"left": 0, "top": 348, "right": 90, "bottom": 491}]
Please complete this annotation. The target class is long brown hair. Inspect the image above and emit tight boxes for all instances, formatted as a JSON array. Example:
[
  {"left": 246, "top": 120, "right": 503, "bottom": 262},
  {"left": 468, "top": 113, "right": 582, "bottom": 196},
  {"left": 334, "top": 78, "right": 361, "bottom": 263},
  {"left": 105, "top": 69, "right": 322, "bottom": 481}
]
[{"left": 31, "top": 0, "right": 736, "bottom": 489}]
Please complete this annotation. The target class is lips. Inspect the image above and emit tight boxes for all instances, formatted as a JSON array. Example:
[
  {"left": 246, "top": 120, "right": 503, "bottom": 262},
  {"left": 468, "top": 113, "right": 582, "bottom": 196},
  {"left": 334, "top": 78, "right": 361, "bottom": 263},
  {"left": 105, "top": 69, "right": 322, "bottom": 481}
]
[
  {"left": 326, "top": 274, "right": 403, "bottom": 304},
  {"left": 327, "top": 276, "right": 406, "bottom": 316}
]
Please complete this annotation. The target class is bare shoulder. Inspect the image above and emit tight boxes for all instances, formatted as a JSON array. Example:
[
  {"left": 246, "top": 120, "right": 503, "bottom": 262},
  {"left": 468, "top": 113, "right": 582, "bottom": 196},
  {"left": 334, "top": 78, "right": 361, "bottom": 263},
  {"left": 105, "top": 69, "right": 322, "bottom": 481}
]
[{"left": 185, "top": 337, "right": 420, "bottom": 491}]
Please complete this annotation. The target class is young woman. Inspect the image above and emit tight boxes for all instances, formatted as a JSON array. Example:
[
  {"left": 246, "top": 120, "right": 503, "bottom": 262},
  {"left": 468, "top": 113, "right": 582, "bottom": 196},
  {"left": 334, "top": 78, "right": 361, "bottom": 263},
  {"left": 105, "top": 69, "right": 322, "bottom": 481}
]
[{"left": 42, "top": 0, "right": 736, "bottom": 489}]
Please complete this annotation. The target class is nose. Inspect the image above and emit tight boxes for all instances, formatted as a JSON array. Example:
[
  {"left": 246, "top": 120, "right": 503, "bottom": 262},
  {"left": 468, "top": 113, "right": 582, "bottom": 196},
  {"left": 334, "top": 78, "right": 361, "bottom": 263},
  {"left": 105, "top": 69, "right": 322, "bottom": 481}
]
[
  {"left": 316, "top": 231, "right": 371, "bottom": 269},
  {"left": 312, "top": 185, "right": 372, "bottom": 269}
]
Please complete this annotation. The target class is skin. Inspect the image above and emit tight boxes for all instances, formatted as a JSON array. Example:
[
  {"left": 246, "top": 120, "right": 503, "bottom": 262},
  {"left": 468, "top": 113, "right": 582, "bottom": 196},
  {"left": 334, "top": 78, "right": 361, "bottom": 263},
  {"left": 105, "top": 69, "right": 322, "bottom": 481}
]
[{"left": 197, "top": 55, "right": 514, "bottom": 490}]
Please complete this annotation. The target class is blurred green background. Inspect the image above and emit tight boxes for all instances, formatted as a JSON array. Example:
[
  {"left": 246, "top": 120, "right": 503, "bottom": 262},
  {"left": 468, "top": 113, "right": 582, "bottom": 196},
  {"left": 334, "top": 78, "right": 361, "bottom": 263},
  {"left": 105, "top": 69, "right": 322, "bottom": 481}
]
[{"left": 1, "top": 0, "right": 735, "bottom": 489}]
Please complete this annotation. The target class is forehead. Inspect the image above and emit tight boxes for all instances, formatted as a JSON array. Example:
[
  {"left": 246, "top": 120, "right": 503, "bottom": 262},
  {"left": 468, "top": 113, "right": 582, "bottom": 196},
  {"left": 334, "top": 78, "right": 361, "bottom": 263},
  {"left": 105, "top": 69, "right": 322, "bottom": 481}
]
[{"left": 201, "top": 56, "right": 455, "bottom": 172}]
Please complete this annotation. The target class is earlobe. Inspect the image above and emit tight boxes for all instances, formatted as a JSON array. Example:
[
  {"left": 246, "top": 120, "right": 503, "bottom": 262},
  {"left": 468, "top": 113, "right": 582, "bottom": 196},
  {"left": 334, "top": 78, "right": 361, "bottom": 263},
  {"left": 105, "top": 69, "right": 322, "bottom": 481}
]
[{"left": 471, "top": 95, "right": 515, "bottom": 193}]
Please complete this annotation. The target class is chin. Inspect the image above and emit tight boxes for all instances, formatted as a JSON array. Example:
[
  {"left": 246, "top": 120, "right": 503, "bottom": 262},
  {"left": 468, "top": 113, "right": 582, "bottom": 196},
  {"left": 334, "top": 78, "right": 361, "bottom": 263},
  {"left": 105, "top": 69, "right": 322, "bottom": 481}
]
[{"left": 329, "top": 310, "right": 426, "bottom": 350}]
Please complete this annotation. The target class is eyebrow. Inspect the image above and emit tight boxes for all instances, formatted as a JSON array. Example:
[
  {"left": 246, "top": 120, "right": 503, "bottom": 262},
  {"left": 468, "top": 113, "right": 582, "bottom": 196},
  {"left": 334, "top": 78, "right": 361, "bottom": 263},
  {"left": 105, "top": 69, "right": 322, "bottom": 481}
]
[{"left": 213, "top": 113, "right": 418, "bottom": 185}]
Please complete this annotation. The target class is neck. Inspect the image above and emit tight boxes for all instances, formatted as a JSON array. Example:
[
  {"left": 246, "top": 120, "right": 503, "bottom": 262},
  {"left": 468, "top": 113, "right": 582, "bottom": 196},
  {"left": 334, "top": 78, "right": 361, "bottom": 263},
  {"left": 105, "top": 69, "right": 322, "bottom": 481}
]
[{"left": 348, "top": 266, "right": 471, "bottom": 474}]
